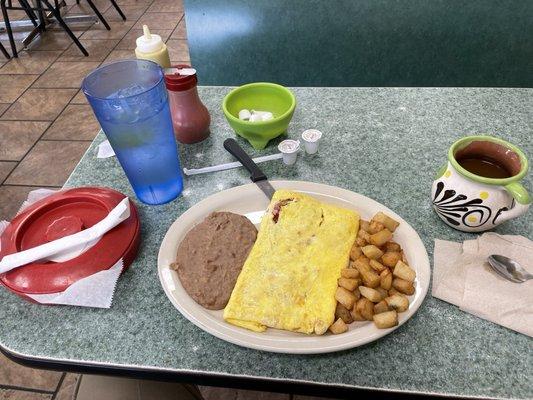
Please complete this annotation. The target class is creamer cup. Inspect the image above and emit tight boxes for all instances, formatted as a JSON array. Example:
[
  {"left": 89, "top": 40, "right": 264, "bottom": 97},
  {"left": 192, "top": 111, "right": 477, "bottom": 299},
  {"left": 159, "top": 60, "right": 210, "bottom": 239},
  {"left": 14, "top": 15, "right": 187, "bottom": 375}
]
[
  {"left": 278, "top": 140, "right": 300, "bottom": 165},
  {"left": 301, "top": 129, "right": 322, "bottom": 154}
]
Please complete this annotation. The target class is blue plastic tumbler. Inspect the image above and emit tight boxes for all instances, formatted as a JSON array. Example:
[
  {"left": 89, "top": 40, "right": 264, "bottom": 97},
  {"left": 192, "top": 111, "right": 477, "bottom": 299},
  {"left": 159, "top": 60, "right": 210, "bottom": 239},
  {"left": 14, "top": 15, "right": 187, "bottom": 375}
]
[{"left": 82, "top": 60, "right": 183, "bottom": 205}]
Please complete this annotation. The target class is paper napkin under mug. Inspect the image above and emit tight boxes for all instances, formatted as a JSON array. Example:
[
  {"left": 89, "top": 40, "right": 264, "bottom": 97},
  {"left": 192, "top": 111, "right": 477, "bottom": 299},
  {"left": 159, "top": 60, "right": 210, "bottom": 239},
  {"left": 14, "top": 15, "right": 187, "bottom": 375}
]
[{"left": 433, "top": 233, "right": 533, "bottom": 337}]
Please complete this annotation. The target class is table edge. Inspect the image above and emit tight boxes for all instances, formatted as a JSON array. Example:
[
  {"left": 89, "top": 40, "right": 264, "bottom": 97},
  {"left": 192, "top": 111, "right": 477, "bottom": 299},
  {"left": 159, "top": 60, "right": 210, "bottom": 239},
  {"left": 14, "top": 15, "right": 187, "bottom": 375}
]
[{"left": 0, "top": 341, "right": 497, "bottom": 400}]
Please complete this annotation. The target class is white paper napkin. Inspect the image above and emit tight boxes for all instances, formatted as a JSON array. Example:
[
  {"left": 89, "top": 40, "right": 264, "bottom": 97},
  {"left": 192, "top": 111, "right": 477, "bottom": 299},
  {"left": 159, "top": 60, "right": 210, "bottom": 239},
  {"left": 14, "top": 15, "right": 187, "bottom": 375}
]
[
  {"left": 18, "top": 188, "right": 60, "bottom": 214},
  {"left": 433, "top": 233, "right": 533, "bottom": 337},
  {"left": 0, "top": 189, "right": 130, "bottom": 309},
  {"left": 97, "top": 140, "right": 115, "bottom": 158},
  {"left": 26, "top": 259, "right": 123, "bottom": 308}
]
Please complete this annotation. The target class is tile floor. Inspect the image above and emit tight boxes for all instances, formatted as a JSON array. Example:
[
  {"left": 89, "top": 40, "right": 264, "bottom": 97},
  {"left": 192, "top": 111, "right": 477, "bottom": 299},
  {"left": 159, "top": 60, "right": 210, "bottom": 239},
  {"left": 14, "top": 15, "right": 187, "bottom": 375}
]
[
  {"left": 0, "top": 1, "right": 330, "bottom": 399},
  {"left": 0, "top": 0, "right": 188, "bottom": 222}
]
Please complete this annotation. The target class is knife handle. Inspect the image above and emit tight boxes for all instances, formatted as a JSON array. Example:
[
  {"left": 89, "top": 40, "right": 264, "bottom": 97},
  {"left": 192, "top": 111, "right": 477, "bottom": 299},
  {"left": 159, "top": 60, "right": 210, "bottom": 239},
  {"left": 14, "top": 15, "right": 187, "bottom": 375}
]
[{"left": 223, "top": 138, "right": 267, "bottom": 182}]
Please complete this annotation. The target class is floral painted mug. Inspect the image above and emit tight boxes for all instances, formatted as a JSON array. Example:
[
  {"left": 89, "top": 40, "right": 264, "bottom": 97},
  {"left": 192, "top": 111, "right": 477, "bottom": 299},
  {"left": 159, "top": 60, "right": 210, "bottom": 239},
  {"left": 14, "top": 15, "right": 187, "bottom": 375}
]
[{"left": 432, "top": 136, "right": 530, "bottom": 232}]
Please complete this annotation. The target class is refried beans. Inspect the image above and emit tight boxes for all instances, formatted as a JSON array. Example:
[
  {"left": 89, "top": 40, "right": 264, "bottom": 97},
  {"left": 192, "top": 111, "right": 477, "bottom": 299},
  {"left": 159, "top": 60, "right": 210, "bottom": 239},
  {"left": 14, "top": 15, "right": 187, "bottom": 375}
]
[{"left": 172, "top": 212, "right": 257, "bottom": 310}]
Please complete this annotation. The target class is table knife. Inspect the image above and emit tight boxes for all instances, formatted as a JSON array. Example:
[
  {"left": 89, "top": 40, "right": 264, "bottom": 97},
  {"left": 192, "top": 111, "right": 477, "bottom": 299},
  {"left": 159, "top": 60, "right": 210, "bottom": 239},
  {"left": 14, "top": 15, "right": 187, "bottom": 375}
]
[{"left": 223, "top": 138, "right": 276, "bottom": 200}]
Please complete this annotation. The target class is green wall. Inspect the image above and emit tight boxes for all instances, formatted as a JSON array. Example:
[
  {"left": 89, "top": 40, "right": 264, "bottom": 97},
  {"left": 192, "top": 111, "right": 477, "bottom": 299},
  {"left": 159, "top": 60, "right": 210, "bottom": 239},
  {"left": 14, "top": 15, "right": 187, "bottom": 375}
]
[{"left": 184, "top": 0, "right": 533, "bottom": 87}]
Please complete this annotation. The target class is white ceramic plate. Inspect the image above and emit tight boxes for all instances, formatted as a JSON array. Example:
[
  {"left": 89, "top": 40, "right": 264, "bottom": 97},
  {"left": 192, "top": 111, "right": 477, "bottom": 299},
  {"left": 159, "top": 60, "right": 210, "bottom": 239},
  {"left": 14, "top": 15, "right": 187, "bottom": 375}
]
[{"left": 158, "top": 181, "right": 430, "bottom": 354}]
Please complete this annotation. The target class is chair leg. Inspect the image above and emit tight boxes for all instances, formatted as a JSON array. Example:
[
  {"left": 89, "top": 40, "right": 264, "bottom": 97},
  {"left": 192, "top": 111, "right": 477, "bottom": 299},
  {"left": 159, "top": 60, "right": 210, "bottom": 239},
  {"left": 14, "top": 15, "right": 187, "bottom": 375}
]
[
  {"left": 37, "top": 0, "right": 46, "bottom": 31},
  {"left": 109, "top": 0, "right": 126, "bottom": 21},
  {"left": 0, "top": 42, "right": 10, "bottom": 59},
  {"left": 85, "top": 0, "right": 110, "bottom": 30},
  {"left": 1, "top": 0, "right": 18, "bottom": 57},
  {"left": 40, "top": 0, "right": 89, "bottom": 56},
  {"left": 18, "top": 0, "right": 39, "bottom": 27}
]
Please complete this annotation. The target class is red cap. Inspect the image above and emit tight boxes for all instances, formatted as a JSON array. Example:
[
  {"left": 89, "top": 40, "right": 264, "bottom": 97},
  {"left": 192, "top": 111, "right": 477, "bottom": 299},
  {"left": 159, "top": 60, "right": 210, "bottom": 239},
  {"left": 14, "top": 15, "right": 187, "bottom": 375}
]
[
  {"left": 164, "top": 64, "right": 198, "bottom": 91},
  {"left": 0, "top": 187, "right": 140, "bottom": 299}
]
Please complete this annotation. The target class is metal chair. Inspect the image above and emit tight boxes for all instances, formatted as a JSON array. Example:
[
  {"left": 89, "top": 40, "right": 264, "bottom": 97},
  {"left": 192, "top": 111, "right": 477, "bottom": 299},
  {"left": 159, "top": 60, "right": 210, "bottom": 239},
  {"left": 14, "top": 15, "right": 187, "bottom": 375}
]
[
  {"left": 1, "top": 0, "right": 88, "bottom": 56},
  {"left": 76, "top": 0, "right": 126, "bottom": 21},
  {"left": 1, "top": 0, "right": 126, "bottom": 57}
]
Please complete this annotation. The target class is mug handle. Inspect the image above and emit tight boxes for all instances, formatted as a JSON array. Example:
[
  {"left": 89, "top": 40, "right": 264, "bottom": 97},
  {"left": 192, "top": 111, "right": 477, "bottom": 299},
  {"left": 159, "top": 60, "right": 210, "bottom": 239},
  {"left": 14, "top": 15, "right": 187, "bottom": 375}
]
[
  {"left": 505, "top": 182, "right": 530, "bottom": 205},
  {"left": 497, "top": 182, "right": 531, "bottom": 223}
]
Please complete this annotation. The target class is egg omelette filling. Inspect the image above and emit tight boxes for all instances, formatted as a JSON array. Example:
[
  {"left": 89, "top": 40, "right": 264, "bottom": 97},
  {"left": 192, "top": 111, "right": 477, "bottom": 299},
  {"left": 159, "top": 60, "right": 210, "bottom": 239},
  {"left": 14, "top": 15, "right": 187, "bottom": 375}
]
[{"left": 223, "top": 190, "right": 360, "bottom": 335}]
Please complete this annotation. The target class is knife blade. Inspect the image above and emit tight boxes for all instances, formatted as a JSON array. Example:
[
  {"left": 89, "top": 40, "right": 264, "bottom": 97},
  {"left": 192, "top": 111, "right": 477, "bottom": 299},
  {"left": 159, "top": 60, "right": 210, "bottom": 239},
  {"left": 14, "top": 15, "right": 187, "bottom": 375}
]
[{"left": 223, "top": 139, "right": 276, "bottom": 199}]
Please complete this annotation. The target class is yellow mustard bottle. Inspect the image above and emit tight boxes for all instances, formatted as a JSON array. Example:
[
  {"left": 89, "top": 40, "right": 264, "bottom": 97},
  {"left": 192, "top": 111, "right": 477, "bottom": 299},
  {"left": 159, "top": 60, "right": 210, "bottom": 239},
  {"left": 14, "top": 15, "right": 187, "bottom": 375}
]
[{"left": 135, "top": 25, "right": 171, "bottom": 68}]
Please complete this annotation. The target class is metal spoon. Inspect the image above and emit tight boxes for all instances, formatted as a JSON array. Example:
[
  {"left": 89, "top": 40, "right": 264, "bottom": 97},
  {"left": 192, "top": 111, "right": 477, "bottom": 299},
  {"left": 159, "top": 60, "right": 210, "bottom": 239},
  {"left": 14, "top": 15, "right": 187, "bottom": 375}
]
[{"left": 487, "top": 255, "right": 533, "bottom": 283}]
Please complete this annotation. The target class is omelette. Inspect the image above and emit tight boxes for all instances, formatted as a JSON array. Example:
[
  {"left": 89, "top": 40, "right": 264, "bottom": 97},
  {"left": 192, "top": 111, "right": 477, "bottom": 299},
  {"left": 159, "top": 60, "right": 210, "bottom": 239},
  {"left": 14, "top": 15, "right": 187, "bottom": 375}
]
[{"left": 223, "top": 190, "right": 360, "bottom": 335}]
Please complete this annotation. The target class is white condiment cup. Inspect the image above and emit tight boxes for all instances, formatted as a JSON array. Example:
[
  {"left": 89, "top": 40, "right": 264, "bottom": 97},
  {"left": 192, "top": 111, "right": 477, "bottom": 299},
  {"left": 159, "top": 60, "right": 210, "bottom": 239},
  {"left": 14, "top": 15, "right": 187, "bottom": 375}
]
[
  {"left": 278, "top": 140, "right": 300, "bottom": 165},
  {"left": 301, "top": 129, "right": 323, "bottom": 154}
]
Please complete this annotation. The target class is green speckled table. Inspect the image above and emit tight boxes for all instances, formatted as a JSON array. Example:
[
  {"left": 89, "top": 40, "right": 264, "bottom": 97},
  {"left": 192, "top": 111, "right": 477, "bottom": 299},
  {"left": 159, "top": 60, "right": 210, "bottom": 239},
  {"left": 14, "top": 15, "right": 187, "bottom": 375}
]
[{"left": 1, "top": 88, "right": 532, "bottom": 399}]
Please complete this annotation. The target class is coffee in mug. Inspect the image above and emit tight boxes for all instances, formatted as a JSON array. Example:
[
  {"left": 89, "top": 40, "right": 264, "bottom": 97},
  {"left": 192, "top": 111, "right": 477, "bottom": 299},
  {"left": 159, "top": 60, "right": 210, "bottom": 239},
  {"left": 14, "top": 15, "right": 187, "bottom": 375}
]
[{"left": 432, "top": 135, "right": 530, "bottom": 232}]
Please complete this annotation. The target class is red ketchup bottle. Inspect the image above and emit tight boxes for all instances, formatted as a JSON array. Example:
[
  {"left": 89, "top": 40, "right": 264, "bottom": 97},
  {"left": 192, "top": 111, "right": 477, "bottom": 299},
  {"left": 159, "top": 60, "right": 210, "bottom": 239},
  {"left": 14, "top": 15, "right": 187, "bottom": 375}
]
[{"left": 164, "top": 65, "right": 210, "bottom": 144}]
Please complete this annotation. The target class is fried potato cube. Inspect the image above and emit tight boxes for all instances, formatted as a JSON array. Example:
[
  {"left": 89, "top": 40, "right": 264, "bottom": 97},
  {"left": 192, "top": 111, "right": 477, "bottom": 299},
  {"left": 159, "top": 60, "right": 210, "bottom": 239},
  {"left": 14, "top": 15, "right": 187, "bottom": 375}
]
[
  {"left": 357, "top": 255, "right": 370, "bottom": 265},
  {"left": 401, "top": 250, "right": 408, "bottom": 263},
  {"left": 372, "top": 212, "right": 400, "bottom": 232},
  {"left": 385, "top": 241, "right": 401, "bottom": 252},
  {"left": 350, "top": 308, "right": 366, "bottom": 321},
  {"left": 361, "top": 269, "right": 381, "bottom": 288},
  {"left": 355, "top": 298, "right": 374, "bottom": 321},
  {"left": 369, "top": 229, "right": 393, "bottom": 247},
  {"left": 380, "top": 269, "right": 392, "bottom": 290},
  {"left": 353, "top": 256, "right": 371, "bottom": 273},
  {"left": 385, "top": 293, "right": 409, "bottom": 313},
  {"left": 373, "top": 310, "right": 398, "bottom": 329},
  {"left": 392, "top": 278, "right": 415, "bottom": 295},
  {"left": 329, "top": 318, "right": 348, "bottom": 334},
  {"left": 373, "top": 300, "right": 390, "bottom": 314},
  {"left": 376, "top": 287, "right": 388, "bottom": 299},
  {"left": 368, "top": 220, "right": 385, "bottom": 234},
  {"left": 362, "top": 245, "right": 384, "bottom": 260},
  {"left": 338, "top": 277, "right": 359, "bottom": 291},
  {"left": 349, "top": 245, "right": 362, "bottom": 261},
  {"left": 369, "top": 259, "right": 386, "bottom": 273},
  {"left": 335, "top": 303, "right": 354, "bottom": 324},
  {"left": 359, "top": 220, "right": 370, "bottom": 232},
  {"left": 359, "top": 286, "right": 383, "bottom": 303},
  {"left": 358, "top": 229, "right": 371, "bottom": 242},
  {"left": 341, "top": 268, "right": 360, "bottom": 279},
  {"left": 354, "top": 257, "right": 380, "bottom": 288},
  {"left": 388, "top": 287, "right": 400, "bottom": 296},
  {"left": 355, "top": 237, "right": 367, "bottom": 247},
  {"left": 393, "top": 260, "right": 416, "bottom": 282},
  {"left": 381, "top": 251, "right": 401, "bottom": 268},
  {"left": 335, "top": 287, "right": 357, "bottom": 309},
  {"left": 353, "top": 287, "right": 361, "bottom": 301}
]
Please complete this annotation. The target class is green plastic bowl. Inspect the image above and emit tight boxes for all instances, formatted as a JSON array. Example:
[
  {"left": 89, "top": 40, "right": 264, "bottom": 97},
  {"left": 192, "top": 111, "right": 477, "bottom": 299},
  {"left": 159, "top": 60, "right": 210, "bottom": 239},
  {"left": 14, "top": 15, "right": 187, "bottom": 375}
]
[{"left": 222, "top": 82, "right": 296, "bottom": 149}]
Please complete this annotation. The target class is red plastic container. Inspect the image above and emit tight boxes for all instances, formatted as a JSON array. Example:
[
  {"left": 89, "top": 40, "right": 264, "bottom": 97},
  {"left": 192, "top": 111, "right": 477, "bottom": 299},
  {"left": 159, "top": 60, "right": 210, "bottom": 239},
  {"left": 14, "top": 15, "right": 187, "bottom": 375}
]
[
  {"left": 0, "top": 187, "right": 140, "bottom": 301},
  {"left": 164, "top": 64, "right": 211, "bottom": 144}
]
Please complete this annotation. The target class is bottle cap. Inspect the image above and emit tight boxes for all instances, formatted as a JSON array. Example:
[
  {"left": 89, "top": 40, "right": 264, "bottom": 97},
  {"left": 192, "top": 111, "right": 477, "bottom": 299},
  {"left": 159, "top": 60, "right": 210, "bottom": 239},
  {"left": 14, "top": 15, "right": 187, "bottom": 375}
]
[
  {"left": 136, "top": 25, "right": 164, "bottom": 54},
  {"left": 164, "top": 64, "right": 198, "bottom": 91}
]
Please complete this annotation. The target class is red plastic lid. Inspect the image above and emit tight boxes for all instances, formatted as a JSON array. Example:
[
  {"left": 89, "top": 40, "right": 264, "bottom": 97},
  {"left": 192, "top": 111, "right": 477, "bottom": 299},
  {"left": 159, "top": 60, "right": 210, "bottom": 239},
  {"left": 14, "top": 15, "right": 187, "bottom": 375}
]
[
  {"left": 0, "top": 187, "right": 140, "bottom": 297},
  {"left": 164, "top": 64, "right": 198, "bottom": 91}
]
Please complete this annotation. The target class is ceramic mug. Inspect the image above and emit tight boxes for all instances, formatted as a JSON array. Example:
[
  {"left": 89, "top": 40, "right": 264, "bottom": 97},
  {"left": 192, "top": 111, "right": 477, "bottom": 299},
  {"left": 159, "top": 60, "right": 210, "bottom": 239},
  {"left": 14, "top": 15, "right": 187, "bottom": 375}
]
[{"left": 431, "top": 135, "right": 530, "bottom": 232}]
